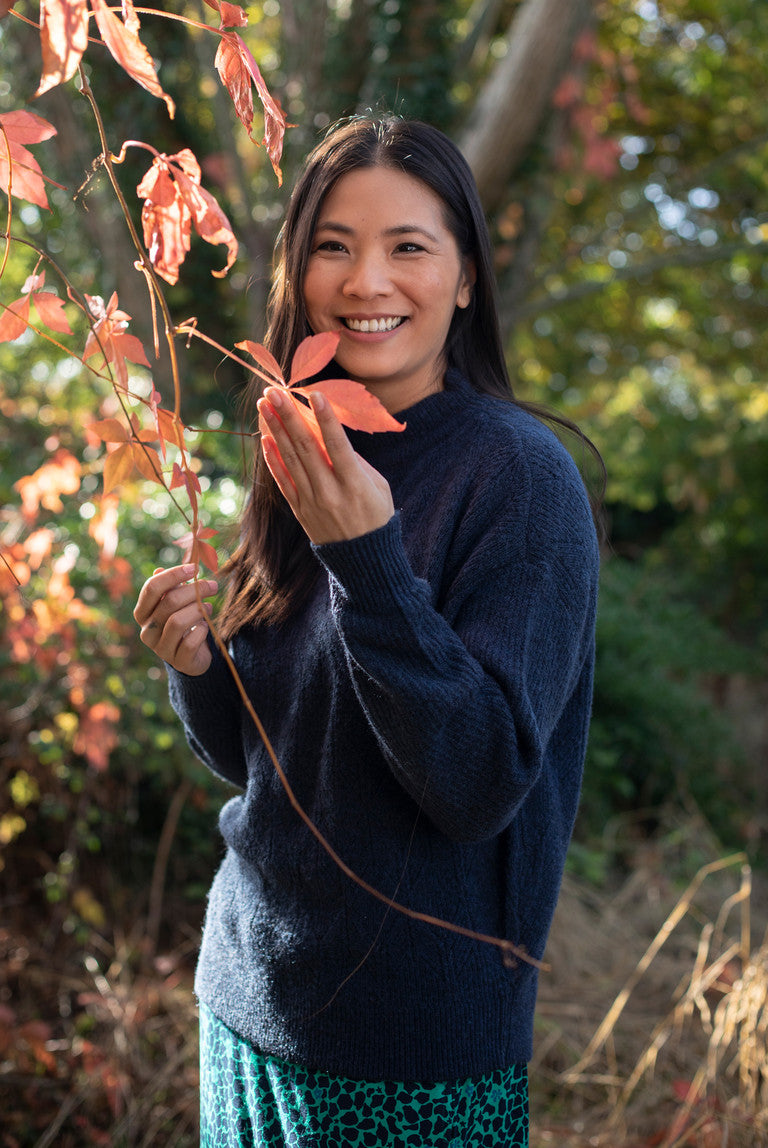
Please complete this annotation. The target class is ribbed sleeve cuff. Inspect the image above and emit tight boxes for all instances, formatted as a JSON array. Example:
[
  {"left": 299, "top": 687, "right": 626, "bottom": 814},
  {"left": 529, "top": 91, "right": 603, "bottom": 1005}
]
[{"left": 312, "top": 513, "right": 424, "bottom": 612}]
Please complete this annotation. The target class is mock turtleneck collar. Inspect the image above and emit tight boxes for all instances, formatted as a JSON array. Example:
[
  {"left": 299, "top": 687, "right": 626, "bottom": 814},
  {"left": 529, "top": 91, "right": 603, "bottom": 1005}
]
[{"left": 346, "top": 370, "right": 476, "bottom": 471}]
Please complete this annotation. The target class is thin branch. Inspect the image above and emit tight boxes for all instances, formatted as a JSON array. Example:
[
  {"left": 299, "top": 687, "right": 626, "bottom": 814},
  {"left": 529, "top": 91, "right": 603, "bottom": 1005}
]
[{"left": 76, "top": 67, "right": 185, "bottom": 419}]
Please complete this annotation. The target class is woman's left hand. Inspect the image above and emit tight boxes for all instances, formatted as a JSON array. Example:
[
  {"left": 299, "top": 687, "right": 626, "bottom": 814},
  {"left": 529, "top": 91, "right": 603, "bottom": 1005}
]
[{"left": 257, "top": 386, "right": 395, "bottom": 545}]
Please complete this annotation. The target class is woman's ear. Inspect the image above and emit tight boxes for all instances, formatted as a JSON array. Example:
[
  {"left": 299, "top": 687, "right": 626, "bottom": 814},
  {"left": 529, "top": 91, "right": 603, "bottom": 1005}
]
[{"left": 456, "top": 259, "right": 476, "bottom": 310}]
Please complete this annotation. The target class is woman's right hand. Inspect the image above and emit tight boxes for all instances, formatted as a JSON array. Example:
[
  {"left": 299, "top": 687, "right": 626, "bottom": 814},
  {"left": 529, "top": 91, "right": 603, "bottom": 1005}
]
[{"left": 134, "top": 564, "right": 218, "bottom": 676}]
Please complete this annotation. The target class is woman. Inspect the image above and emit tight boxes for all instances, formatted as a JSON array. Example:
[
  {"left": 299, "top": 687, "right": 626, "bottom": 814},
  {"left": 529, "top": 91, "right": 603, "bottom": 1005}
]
[{"left": 134, "top": 116, "right": 600, "bottom": 1147}]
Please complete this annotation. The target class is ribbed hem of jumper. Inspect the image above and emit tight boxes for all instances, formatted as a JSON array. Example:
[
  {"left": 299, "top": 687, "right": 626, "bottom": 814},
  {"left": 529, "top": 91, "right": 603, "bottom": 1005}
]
[{"left": 312, "top": 513, "right": 422, "bottom": 612}]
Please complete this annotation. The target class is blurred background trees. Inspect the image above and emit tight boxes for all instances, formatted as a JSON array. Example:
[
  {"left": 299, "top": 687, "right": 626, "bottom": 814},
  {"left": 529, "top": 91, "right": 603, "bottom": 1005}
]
[{"left": 1, "top": 0, "right": 767, "bottom": 1141}]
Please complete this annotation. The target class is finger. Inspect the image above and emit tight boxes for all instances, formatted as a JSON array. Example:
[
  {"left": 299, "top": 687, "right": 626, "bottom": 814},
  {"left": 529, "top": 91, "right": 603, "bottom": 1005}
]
[
  {"left": 140, "top": 598, "right": 212, "bottom": 655},
  {"left": 260, "top": 389, "right": 328, "bottom": 476},
  {"left": 134, "top": 564, "right": 196, "bottom": 625},
  {"left": 261, "top": 430, "right": 299, "bottom": 503},
  {"left": 306, "top": 391, "right": 356, "bottom": 471},
  {"left": 135, "top": 570, "right": 217, "bottom": 630}
]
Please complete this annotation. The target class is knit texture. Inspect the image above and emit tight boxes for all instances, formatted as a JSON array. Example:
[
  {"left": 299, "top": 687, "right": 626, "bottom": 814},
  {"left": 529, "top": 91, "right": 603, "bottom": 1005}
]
[{"left": 167, "top": 371, "right": 599, "bottom": 1082}]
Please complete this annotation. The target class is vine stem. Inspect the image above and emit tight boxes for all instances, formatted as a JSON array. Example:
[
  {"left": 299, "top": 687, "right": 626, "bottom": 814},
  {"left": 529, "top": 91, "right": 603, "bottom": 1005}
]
[
  {"left": 0, "top": 123, "right": 13, "bottom": 281},
  {"left": 202, "top": 605, "right": 546, "bottom": 972},
  {"left": 76, "top": 66, "right": 185, "bottom": 421}
]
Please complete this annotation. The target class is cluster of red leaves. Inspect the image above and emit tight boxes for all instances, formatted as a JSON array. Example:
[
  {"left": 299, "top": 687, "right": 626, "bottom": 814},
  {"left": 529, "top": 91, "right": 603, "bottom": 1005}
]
[
  {"left": 135, "top": 147, "right": 239, "bottom": 285},
  {"left": 1, "top": 445, "right": 127, "bottom": 772},
  {"left": 0, "top": 108, "right": 59, "bottom": 209},
  {"left": 238, "top": 329, "right": 406, "bottom": 451},
  {"left": 552, "top": 28, "right": 651, "bottom": 182},
  {"left": 6, "top": 0, "right": 289, "bottom": 182}
]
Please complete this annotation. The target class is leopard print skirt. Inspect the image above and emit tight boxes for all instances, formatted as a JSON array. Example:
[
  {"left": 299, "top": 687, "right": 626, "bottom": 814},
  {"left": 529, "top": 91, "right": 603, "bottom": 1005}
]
[{"left": 199, "top": 1004, "right": 529, "bottom": 1146}]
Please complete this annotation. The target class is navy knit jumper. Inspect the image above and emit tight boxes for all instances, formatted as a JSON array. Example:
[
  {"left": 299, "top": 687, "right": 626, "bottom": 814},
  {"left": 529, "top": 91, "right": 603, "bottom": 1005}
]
[{"left": 167, "top": 370, "right": 600, "bottom": 1084}]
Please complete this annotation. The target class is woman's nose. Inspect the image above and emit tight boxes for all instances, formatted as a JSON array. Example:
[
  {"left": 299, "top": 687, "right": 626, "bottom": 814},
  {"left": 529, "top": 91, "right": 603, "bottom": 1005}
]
[{"left": 341, "top": 255, "right": 393, "bottom": 299}]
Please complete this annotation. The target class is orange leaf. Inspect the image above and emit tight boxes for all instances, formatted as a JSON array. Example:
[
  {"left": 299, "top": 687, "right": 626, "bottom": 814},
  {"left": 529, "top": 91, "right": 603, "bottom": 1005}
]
[
  {"left": 137, "top": 149, "right": 237, "bottom": 284},
  {"left": 83, "top": 292, "right": 150, "bottom": 388},
  {"left": 103, "top": 443, "right": 136, "bottom": 493},
  {"left": 299, "top": 378, "right": 406, "bottom": 433},
  {"left": 176, "top": 527, "right": 219, "bottom": 573},
  {"left": 235, "top": 339, "right": 284, "bottom": 383},
  {"left": 99, "top": 555, "right": 133, "bottom": 602},
  {"left": 89, "top": 0, "right": 175, "bottom": 118},
  {"left": 0, "top": 110, "right": 57, "bottom": 209},
  {"left": 35, "top": 0, "right": 89, "bottom": 98},
  {"left": 0, "top": 295, "right": 31, "bottom": 342},
  {"left": 156, "top": 408, "right": 186, "bottom": 450},
  {"left": 215, "top": 32, "right": 289, "bottom": 183},
  {"left": 87, "top": 418, "right": 130, "bottom": 444},
  {"left": 73, "top": 700, "right": 121, "bottom": 771},
  {"left": 288, "top": 331, "right": 339, "bottom": 385},
  {"left": 14, "top": 449, "right": 81, "bottom": 521},
  {"left": 172, "top": 162, "right": 239, "bottom": 278},
  {"left": 31, "top": 291, "right": 72, "bottom": 334},
  {"left": 88, "top": 495, "right": 119, "bottom": 558},
  {"left": 128, "top": 441, "right": 163, "bottom": 485}
]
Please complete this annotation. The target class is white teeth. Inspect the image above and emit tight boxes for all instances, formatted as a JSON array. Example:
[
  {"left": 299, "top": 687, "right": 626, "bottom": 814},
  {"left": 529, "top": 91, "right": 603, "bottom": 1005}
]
[{"left": 345, "top": 316, "right": 404, "bottom": 333}]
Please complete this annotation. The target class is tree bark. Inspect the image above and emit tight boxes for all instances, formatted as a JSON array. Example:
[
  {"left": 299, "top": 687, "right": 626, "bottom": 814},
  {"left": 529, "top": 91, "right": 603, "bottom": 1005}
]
[{"left": 460, "top": 0, "right": 594, "bottom": 213}]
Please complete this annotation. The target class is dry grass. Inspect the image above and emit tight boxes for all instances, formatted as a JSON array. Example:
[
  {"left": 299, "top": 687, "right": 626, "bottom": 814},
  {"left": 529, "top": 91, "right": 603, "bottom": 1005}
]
[
  {"left": 532, "top": 820, "right": 768, "bottom": 1147},
  {"left": 2, "top": 815, "right": 767, "bottom": 1146}
]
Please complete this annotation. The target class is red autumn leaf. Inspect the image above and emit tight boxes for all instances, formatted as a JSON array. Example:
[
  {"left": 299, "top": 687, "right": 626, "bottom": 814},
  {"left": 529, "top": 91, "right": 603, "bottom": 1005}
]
[
  {"left": 99, "top": 555, "right": 133, "bottom": 601},
  {"left": 298, "top": 378, "right": 406, "bottom": 433},
  {"left": 288, "top": 331, "right": 339, "bottom": 384},
  {"left": 136, "top": 148, "right": 238, "bottom": 284},
  {"left": 0, "top": 272, "right": 72, "bottom": 341},
  {"left": 83, "top": 292, "right": 150, "bottom": 389},
  {"left": 0, "top": 109, "right": 57, "bottom": 209},
  {"left": 35, "top": 0, "right": 89, "bottom": 98},
  {"left": 235, "top": 338, "right": 284, "bottom": 383},
  {"left": 175, "top": 527, "right": 218, "bottom": 573},
  {"left": 215, "top": 31, "right": 289, "bottom": 184},
  {"left": 156, "top": 408, "right": 186, "bottom": 451},
  {"left": 73, "top": 700, "right": 121, "bottom": 771},
  {"left": 0, "top": 543, "right": 30, "bottom": 594},
  {"left": 29, "top": 291, "right": 72, "bottom": 334},
  {"left": 89, "top": 0, "right": 175, "bottom": 118},
  {"left": 201, "top": 0, "right": 247, "bottom": 27},
  {"left": 14, "top": 448, "right": 81, "bottom": 522},
  {"left": 0, "top": 295, "right": 30, "bottom": 342},
  {"left": 169, "top": 462, "right": 202, "bottom": 503}
]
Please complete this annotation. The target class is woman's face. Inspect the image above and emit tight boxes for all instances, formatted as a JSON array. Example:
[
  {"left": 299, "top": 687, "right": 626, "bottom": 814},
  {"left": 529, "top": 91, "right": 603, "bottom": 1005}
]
[{"left": 302, "top": 165, "right": 473, "bottom": 414}]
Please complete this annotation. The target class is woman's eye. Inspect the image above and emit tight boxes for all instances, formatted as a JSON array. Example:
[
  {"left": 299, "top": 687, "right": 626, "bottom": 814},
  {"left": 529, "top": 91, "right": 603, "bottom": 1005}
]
[
  {"left": 314, "top": 240, "right": 347, "bottom": 253},
  {"left": 395, "top": 242, "right": 424, "bottom": 254}
]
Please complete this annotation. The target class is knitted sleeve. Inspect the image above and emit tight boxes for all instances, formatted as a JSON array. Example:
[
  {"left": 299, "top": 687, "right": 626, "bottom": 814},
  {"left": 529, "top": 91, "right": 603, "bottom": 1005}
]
[
  {"left": 166, "top": 641, "right": 248, "bottom": 789},
  {"left": 313, "top": 448, "right": 599, "bottom": 844}
]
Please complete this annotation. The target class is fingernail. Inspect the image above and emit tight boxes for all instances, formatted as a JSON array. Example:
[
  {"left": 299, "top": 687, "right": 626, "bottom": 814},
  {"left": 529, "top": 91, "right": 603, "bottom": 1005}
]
[
  {"left": 181, "top": 564, "right": 195, "bottom": 575},
  {"left": 311, "top": 392, "right": 326, "bottom": 413},
  {"left": 269, "top": 388, "right": 284, "bottom": 408}
]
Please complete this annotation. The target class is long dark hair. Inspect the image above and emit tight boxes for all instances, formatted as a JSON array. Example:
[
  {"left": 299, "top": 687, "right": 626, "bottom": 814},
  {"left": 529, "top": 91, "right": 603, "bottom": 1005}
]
[{"left": 218, "top": 115, "right": 602, "bottom": 636}]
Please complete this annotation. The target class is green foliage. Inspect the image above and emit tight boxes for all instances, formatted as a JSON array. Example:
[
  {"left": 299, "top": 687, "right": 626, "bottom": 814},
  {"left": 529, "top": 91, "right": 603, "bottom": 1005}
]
[{"left": 577, "top": 557, "right": 757, "bottom": 858}]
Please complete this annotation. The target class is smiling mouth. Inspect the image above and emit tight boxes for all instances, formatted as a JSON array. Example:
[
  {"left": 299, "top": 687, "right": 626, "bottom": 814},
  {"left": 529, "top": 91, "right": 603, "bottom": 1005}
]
[{"left": 342, "top": 316, "right": 406, "bottom": 333}]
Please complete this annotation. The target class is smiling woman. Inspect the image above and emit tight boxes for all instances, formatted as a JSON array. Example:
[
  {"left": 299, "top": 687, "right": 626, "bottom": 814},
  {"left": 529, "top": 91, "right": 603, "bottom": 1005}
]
[
  {"left": 302, "top": 165, "right": 474, "bottom": 413},
  {"left": 134, "top": 115, "right": 601, "bottom": 1148}
]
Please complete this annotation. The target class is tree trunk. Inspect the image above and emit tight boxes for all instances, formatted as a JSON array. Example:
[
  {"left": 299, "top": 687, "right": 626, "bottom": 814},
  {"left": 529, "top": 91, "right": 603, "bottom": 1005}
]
[{"left": 460, "top": 0, "right": 593, "bottom": 213}]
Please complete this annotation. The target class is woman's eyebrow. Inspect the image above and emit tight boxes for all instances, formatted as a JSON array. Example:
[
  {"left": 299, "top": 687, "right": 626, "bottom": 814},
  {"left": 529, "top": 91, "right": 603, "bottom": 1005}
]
[{"left": 314, "top": 220, "right": 440, "bottom": 243}]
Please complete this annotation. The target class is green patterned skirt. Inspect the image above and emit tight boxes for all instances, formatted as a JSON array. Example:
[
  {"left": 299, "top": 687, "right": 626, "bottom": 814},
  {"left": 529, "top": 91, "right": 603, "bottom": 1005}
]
[{"left": 199, "top": 1003, "right": 528, "bottom": 1147}]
